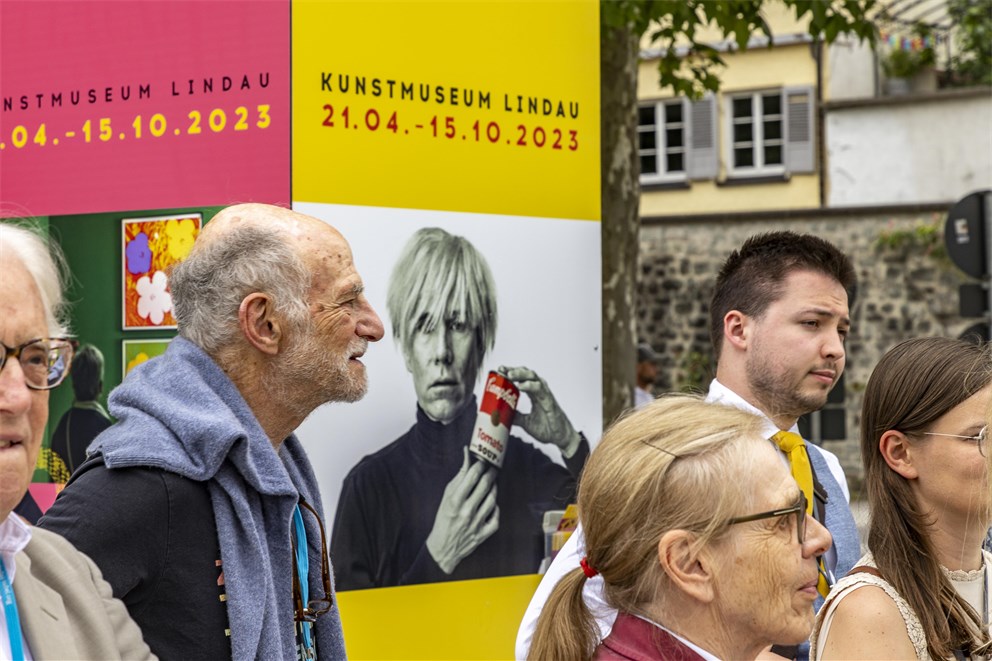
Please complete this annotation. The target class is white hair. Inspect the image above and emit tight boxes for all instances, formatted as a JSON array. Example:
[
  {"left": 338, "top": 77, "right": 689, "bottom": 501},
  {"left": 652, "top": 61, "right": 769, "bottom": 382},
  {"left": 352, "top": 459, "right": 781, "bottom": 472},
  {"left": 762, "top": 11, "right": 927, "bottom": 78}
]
[{"left": 0, "top": 221, "right": 71, "bottom": 336}]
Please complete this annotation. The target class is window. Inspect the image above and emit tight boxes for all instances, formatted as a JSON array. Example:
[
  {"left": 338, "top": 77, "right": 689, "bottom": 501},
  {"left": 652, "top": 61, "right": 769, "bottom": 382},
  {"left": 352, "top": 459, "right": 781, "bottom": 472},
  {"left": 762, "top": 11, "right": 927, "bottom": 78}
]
[
  {"left": 638, "top": 88, "right": 814, "bottom": 185},
  {"left": 638, "top": 100, "right": 687, "bottom": 181},
  {"left": 725, "top": 87, "right": 815, "bottom": 178},
  {"left": 638, "top": 96, "right": 719, "bottom": 183},
  {"left": 799, "top": 372, "right": 846, "bottom": 444},
  {"left": 730, "top": 91, "right": 784, "bottom": 174}
]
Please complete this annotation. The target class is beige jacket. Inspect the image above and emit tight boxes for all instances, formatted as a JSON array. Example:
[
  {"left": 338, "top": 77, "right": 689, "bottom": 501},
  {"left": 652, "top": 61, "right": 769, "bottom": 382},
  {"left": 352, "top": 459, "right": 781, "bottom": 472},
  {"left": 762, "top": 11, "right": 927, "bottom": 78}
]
[{"left": 13, "top": 526, "right": 155, "bottom": 660}]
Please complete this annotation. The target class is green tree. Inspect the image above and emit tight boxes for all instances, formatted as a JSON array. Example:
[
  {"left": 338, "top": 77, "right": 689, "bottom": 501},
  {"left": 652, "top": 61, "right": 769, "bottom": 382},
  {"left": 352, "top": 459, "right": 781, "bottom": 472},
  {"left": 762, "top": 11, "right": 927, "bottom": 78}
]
[
  {"left": 600, "top": 0, "right": 877, "bottom": 426},
  {"left": 947, "top": 0, "right": 992, "bottom": 86}
]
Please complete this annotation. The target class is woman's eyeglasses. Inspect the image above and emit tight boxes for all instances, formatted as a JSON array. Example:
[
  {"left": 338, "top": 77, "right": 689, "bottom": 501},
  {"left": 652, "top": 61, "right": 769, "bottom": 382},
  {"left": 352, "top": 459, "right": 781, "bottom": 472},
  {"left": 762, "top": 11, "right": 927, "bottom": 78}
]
[
  {"left": 922, "top": 426, "right": 987, "bottom": 457},
  {"left": 726, "top": 491, "right": 808, "bottom": 545}
]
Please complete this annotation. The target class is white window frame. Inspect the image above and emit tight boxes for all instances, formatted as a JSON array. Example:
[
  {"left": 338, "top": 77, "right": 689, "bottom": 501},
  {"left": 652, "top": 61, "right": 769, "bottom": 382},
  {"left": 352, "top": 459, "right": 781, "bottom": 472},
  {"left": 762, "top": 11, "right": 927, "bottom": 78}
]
[
  {"left": 638, "top": 99, "right": 689, "bottom": 184},
  {"left": 725, "top": 90, "right": 787, "bottom": 177}
]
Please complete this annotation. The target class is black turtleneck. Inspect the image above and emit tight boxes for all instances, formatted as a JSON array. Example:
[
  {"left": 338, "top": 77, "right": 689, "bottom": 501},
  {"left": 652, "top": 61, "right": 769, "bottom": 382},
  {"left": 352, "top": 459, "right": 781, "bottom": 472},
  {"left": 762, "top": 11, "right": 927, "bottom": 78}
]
[{"left": 330, "top": 396, "right": 588, "bottom": 590}]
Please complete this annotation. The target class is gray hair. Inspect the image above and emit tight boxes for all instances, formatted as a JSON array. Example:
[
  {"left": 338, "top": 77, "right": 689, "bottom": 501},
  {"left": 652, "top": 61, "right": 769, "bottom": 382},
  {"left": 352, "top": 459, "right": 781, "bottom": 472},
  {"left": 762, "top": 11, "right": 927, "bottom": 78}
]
[
  {"left": 0, "top": 222, "right": 71, "bottom": 336},
  {"left": 386, "top": 227, "right": 497, "bottom": 362},
  {"left": 170, "top": 224, "right": 310, "bottom": 355}
]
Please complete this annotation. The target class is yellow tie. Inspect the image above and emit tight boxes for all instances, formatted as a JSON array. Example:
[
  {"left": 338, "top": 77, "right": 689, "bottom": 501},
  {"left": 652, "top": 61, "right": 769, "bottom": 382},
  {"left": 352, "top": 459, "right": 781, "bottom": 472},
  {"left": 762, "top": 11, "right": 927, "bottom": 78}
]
[{"left": 773, "top": 430, "right": 829, "bottom": 598}]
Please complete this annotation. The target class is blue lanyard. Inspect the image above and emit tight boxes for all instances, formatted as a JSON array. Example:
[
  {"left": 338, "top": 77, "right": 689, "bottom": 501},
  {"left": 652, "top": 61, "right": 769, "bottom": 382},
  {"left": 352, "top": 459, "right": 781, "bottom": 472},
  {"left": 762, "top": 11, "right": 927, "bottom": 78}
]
[
  {"left": 293, "top": 505, "right": 313, "bottom": 655},
  {"left": 0, "top": 559, "right": 24, "bottom": 661}
]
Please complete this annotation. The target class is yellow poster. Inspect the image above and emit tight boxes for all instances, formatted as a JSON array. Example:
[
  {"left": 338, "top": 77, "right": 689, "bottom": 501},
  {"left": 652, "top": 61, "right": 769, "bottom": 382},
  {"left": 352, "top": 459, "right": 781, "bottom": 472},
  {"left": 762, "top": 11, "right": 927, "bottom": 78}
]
[
  {"left": 293, "top": 2, "right": 600, "bottom": 658},
  {"left": 293, "top": 0, "right": 600, "bottom": 221}
]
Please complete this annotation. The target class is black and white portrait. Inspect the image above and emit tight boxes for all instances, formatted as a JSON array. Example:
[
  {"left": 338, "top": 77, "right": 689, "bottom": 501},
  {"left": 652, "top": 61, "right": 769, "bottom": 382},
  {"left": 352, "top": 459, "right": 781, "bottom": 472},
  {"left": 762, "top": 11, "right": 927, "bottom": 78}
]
[
  {"left": 292, "top": 204, "right": 602, "bottom": 591},
  {"left": 331, "top": 227, "right": 589, "bottom": 588}
]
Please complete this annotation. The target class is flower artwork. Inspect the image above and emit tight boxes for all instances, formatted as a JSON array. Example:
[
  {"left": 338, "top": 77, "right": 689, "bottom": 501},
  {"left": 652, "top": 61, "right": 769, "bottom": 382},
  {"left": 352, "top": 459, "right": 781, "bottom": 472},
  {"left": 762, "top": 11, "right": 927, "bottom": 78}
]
[
  {"left": 122, "top": 339, "right": 172, "bottom": 378},
  {"left": 136, "top": 271, "right": 172, "bottom": 325},
  {"left": 122, "top": 214, "right": 201, "bottom": 329}
]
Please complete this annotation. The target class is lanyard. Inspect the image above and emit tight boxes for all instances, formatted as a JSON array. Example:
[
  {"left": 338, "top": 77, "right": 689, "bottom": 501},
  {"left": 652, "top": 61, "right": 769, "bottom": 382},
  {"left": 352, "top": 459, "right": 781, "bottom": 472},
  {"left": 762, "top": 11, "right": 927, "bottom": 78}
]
[
  {"left": 0, "top": 559, "right": 24, "bottom": 661},
  {"left": 293, "top": 505, "right": 314, "bottom": 657}
]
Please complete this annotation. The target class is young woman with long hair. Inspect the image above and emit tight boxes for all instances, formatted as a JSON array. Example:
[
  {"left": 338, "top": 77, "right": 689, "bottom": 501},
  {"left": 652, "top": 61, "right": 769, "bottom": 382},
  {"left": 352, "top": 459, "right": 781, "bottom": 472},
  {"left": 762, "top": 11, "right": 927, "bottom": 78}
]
[{"left": 812, "top": 336, "right": 992, "bottom": 660}]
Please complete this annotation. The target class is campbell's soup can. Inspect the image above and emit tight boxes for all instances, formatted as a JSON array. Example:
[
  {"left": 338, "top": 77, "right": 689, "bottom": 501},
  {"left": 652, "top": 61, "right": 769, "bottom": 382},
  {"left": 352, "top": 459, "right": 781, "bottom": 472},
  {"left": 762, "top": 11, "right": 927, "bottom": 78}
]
[{"left": 469, "top": 370, "right": 518, "bottom": 469}]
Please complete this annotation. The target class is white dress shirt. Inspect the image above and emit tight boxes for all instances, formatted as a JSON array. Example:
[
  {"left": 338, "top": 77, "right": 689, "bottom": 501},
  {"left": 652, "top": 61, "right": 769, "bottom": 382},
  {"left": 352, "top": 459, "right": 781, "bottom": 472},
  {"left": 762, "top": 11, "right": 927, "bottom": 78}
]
[{"left": 0, "top": 513, "right": 34, "bottom": 661}]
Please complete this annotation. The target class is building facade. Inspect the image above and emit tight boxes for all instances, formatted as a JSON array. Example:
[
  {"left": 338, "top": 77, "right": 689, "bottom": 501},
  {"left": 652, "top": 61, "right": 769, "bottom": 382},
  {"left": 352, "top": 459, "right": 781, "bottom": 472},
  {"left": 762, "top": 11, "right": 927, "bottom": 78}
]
[{"left": 634, "top": 3, "right": 992, "bottom": 490}]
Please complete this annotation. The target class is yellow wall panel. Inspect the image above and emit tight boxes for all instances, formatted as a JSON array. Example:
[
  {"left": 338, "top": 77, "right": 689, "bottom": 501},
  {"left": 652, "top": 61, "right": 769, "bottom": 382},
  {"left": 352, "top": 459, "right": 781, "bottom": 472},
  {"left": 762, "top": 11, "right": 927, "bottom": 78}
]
[
  {"left": 640, "top": 175, "right": 820, "bottom": 217},
  {"left": 293, "top": 0, "right": 600, "bottom": 221},
  {"left": 338, "top": 574, "right": 542, "bottom": 660}
]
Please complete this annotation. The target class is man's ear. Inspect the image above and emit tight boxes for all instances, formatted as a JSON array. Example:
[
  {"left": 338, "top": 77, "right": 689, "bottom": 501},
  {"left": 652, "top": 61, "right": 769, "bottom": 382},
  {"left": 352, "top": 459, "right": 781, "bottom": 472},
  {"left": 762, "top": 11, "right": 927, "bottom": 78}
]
[
  {"left": 657, "top": 530, "right": 716, "bottom": 604},
  {"left": 239, "top": 293, "right": 282, "bottom": 355},
  {"left": 879, "top": 430, "right": 918, "bottom": 480},
  {"left": 723, "top": 310, "right": 749, "bottom": 352}
]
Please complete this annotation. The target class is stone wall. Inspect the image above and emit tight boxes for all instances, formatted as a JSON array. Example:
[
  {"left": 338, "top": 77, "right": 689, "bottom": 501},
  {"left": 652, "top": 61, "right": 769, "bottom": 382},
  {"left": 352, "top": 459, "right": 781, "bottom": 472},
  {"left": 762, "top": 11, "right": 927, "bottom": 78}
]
[{"left": 636, "top": 208, "right": 975, "bottom": 495}]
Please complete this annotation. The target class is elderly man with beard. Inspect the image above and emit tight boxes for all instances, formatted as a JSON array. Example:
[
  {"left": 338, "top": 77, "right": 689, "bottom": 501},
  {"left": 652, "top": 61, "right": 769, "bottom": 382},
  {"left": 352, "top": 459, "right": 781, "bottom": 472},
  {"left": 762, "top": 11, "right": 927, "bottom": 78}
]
[{"left": 40, "top": 204, "right": 384, "bottom": 661}]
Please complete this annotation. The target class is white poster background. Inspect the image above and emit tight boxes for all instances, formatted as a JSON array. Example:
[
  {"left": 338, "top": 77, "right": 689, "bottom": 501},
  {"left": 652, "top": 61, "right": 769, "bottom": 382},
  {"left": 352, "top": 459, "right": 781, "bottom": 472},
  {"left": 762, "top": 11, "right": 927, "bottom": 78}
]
[{"left": 292, "top": 202, "right": 602, "bottom": 529}]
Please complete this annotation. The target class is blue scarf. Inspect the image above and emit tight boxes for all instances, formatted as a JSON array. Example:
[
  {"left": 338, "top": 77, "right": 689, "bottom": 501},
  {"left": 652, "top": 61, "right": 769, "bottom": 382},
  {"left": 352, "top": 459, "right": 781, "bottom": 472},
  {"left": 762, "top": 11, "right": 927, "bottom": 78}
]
[{"left": 91, "top": 337, "right": 345, "bottom": 660}]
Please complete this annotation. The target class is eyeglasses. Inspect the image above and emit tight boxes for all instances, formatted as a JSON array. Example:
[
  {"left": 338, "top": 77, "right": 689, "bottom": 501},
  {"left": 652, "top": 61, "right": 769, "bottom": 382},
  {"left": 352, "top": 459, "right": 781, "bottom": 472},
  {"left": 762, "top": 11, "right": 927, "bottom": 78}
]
[
  {"left": 0, "top": 338, "right": 78, "bottom": 390},
  {"left": 922, "top": 426, "right": 988, "bottom": 457},
  {"left": 726, "top": 491, "right": 808, "bottom": 545},
  {"left": 292, "top": 499, "right": 333, "bottom": 624}
]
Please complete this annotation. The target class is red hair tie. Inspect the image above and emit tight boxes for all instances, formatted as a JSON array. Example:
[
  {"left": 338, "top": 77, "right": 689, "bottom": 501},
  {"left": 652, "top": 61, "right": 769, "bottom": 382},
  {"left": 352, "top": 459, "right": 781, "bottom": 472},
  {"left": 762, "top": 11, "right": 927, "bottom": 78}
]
[{"left": 580, "top": 557, "right": 598, "bottom": 578}]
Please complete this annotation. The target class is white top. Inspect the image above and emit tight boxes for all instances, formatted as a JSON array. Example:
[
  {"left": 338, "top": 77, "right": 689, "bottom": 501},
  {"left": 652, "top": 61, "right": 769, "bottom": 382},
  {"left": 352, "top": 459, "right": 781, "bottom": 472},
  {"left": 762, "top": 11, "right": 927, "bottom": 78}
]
[
  {"left": 514, "top": 379, "right": 852, "bottom": 660},
  {"left": 0, "top": 513, "right": 34, "bottom": 661},
  {"left": 811, "top": 551, "right": 992, "bottom": 661},
  {"left": 634, "top": 387, "right": 653, "bottom": 408}
]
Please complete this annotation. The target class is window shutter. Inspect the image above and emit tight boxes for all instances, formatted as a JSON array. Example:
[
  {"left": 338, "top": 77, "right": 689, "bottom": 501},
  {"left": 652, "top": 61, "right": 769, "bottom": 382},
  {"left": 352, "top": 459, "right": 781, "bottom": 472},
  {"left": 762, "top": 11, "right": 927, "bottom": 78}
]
[
  {"left": 785, "top": 87, "right": 815, "bottom": 174},
  {"left": 687, "top": 96, "right": 717, "bottom": 180}
]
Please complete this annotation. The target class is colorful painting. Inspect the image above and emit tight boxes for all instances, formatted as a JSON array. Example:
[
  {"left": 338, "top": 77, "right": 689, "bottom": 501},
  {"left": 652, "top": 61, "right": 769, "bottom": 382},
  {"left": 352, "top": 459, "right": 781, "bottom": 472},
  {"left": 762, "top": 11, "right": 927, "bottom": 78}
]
[
  {"left": 122, "top": 338, "right": 172, "bottom": 378},
  {"left": 122, "top": 214, "right": 200, "bottom": 329}
]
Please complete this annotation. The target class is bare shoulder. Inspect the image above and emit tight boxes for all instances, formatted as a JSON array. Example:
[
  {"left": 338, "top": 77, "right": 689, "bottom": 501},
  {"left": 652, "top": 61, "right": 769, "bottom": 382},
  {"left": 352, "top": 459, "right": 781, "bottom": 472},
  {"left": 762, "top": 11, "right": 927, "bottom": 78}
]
[{"left": 819, "top": 584, "right": 918, "bottom": 660}]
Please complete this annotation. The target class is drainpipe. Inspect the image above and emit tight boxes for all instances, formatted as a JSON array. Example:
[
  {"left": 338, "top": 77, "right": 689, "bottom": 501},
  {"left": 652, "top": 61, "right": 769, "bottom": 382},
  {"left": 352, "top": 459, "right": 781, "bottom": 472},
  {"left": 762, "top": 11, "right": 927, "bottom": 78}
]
[{"left": 813, "top": 38, "right": 826, "bottom": 208}]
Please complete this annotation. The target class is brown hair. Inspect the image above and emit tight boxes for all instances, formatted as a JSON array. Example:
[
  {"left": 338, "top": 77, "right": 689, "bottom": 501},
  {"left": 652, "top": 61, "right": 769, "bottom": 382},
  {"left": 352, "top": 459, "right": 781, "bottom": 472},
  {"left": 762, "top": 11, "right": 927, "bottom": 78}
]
[
  {"left": 527, "top": 395, "right": 766, "bottom": 661},
  {"left": 709, "top": 232, "right": 856, "bottom": 360},
  {"left": 988, "top": 395, "right": 992, "bottom": 511},
  {"left": 861, "top": 336, "right": 992, "bottom": 659}
]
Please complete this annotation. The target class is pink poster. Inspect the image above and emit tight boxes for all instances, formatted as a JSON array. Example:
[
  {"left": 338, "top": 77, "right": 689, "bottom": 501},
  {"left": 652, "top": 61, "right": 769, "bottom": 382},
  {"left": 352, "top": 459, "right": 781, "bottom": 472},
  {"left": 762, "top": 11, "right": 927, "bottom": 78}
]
[{"left": 0, "top": 1, "right": 290, "bottom": 216}]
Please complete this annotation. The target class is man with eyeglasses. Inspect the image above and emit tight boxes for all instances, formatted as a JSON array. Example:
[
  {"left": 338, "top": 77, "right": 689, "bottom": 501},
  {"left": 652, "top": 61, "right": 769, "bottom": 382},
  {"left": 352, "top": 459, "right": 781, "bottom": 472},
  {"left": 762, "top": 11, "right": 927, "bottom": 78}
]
[
  {"left": 1, "top": 222, "right": 153, "bottom": 659},
  {"left": 40, "top": 204, "right": 384, "bottom": 661},
  {"left": 517, "top": 232, "right": 862, "bottom": 661}
]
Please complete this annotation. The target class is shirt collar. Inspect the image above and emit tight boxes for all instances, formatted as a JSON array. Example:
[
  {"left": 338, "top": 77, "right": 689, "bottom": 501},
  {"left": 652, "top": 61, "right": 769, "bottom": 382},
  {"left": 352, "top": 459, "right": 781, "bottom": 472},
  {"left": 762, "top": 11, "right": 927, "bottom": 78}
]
[
  {"left": 706, "top": 379, "right": 801, "bottom": 437},
  {"left": 0, "top": 513, "right": 32, "bottom": 584},
  {"left": 631, "top": 613, "right": 723, "bottom": 661}
]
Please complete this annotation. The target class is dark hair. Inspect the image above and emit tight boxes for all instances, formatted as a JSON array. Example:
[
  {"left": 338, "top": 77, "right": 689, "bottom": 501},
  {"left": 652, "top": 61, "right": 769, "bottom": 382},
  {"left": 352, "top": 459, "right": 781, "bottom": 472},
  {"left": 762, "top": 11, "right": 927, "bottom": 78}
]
[
  {"left": 709, "top": 232, "right": 856, "bottom": 360},
  {"left": 861, "top": 336, "right": 992, "bottom": 659},
  {"left": 71, "top": 344, "right": 104, "bottom": 402}
]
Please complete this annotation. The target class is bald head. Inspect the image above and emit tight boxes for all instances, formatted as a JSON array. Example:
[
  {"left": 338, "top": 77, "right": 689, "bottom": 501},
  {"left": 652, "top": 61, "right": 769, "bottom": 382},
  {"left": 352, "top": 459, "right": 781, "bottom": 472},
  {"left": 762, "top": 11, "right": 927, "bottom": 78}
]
[
  {"left": 199, "top": 203, "right": 335, "bottom": 242},
  {"left": 170, "top": 203, "right": 350, "bottom": 357}
]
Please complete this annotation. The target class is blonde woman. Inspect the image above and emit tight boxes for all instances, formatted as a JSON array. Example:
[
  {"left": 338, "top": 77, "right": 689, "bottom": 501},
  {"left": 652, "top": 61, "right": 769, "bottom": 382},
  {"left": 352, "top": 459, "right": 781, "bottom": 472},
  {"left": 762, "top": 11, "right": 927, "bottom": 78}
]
[
  {"left": 528, "top": 395, "right": 831, "bottom": 661},
  {"left": 812, "top": 337, "right": 991, "bottom": 660}
]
